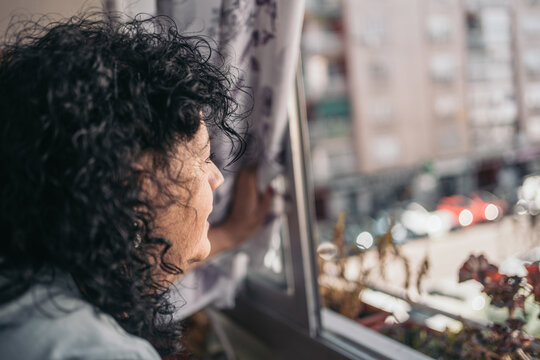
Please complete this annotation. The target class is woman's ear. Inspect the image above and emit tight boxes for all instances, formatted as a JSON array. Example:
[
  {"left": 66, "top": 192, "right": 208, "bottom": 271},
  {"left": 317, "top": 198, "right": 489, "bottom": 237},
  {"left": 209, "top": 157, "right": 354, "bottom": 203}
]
[
  {"left": 132, "top": 150, "right": 154, "bottom": 172},
  {"left": 133, "top": 152, "right": 160, "bottom": 201}
]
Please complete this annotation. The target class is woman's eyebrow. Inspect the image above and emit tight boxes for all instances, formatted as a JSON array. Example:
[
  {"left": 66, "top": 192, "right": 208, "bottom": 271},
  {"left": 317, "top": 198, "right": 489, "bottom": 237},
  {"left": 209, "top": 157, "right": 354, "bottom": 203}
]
[{"left": 200, "top": 137, "right": 210, "bottom": 153}]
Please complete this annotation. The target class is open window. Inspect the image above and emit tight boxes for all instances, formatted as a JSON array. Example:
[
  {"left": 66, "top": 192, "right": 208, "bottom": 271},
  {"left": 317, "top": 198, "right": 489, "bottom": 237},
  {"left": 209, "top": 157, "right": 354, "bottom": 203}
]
[
  {"left": 148, "top": 0, "right": 540, "bottom": 358},
  {"left": 228, "top": 1, "right": 540, "bottom": 359}
]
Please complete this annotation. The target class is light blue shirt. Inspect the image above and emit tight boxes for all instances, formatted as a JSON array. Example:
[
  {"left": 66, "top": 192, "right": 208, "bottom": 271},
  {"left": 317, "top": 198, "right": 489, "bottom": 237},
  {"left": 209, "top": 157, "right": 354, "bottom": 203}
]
[{"left": 0, "top": 273, "right": 161, "bottom": 360}]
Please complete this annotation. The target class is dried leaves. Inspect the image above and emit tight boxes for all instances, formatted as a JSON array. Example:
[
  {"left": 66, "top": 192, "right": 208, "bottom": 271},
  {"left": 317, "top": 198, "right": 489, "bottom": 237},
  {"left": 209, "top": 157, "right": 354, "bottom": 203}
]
[
  {"left": 318, "top": 212, "right": 427, "bottom": 322},
  {"left": 375, "top": 220, "right": 412, "bottom": 289},
  {"left": 318, "top": 212, "right": 367, "bottom": 320},
  {"left": 416, "top": 255, "right": 430, "bottom": 295}
]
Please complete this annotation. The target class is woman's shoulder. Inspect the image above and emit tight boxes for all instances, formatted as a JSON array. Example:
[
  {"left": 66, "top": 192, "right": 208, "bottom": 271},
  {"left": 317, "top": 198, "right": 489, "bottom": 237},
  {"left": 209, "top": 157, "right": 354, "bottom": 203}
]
[{"left": 0, "top": 274, "right": 161, "bottom": 360}]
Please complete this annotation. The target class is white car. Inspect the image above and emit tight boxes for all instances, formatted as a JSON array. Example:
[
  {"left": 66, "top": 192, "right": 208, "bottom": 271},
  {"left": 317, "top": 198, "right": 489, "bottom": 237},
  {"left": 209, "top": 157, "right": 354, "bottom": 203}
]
[
  {"left": 401, "top": 202, "right": 453, "bottom": 238},
  {"left": 516, "top": 174, "right": 540, "bottom": 216}
]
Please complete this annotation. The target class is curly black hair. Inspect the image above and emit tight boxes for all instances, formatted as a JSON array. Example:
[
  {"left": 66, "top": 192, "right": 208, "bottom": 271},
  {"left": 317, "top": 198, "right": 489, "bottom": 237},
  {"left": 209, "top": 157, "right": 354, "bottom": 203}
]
[{"left": 0, "top": 13, "right": 245, "bottom": 355}]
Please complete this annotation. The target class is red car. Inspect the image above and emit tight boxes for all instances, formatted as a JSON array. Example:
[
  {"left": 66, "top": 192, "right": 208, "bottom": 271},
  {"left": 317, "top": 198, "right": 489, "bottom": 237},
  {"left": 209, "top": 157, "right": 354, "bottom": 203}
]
[{"left": 437, "top": 191, "right": 506, "bottom": 228}]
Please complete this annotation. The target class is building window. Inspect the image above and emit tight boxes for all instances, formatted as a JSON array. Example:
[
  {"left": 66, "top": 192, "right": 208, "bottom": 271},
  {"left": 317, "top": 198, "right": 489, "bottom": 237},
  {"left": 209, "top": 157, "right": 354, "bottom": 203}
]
[
  {"left": 524, "top": 51, "right": 540, "bottom": 79},
  {"left": 528, "top": 116, "right": 540, "bottom": 140},
  {"left": 427, "top": 15, "right": 451, "bottom": 43},
  {"left": 430, "top": 0, "right": 455, "bottom": 5},
  {"left": 329, "top": 146, "right": 357, "bottom": 177},
  {"left": 430, "top": 54, "right": 456, "bottom": 84},
  {"left": 523, "top": 16, "right": 540, "bottom": 39},
  {"left": 369, "top": 99, "right": 393, "bottom": 125},
  {"left": 304, "top": 55, "right": 329, "bottom": 100},
  {"left": 474, "top": 125, "right": 515, "bottom": 148},
  {"left": 371, "top": 135, "right": 401, "bottom": 166},
  {"left": 481, "top": 8, "right": 511, "bottom": 43},
  {"left": 368, "top": 60, "right": 389, "bottom": 82},
  {"left": 439, "top": 126, "right": 462, "bottom": 152},
  {"left": 361, "top": 18, "right": 386, "bottom": 47},
  {"left": 525, "top": 84, "right": 540, "bottom": 111},
  {"left": 434, "top": 95, "right": 457, "bottom": 121}
]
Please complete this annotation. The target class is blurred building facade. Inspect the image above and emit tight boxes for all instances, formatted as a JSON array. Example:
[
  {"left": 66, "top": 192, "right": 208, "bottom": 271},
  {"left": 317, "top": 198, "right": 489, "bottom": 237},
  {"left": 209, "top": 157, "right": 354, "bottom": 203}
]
[
  {"left": 514, "top": 0, "right": 540, "bottom": 143},
  {"left": 343, "top": 0, "right": 468, "bottom": 174},
  {"left": 302, "top": 0, "right": 540, "bottom": 220},
  {"left": 466, "top": 0, "right": 517, "bottom": 155}
]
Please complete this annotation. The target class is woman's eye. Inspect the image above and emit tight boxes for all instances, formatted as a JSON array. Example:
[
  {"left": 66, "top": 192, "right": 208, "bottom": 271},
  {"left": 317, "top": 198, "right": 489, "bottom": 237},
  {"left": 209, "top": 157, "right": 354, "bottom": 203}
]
[{"left": 206, "top": 152, "right": 216, "bottom": 163}]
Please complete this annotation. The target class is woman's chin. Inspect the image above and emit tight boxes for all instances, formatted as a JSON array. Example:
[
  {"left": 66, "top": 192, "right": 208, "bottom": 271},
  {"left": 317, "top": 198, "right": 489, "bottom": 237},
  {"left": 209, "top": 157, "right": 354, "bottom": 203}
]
[{"left": 186, "top": 236, "right": 211, "bottom": 268}]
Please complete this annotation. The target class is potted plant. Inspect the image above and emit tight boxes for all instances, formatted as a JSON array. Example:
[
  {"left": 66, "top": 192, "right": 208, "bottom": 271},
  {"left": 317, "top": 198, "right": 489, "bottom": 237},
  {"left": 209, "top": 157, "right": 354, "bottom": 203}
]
[{"left": 383, "top": 254, "right": 540, "bottom": 359}]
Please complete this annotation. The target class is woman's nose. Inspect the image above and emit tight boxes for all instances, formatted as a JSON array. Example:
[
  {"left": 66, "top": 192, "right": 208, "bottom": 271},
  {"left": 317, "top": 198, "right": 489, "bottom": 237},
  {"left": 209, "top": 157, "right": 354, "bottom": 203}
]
[{"left": 210, "top": 162, "right": 224, "bottom": 191}]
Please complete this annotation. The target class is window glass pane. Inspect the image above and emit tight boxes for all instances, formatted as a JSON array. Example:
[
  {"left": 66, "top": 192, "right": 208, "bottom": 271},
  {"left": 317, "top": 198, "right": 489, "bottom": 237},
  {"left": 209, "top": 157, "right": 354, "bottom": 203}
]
[
  {"left": 302, "top": 0, "right": 540, "bottom": 358},
  {"left": 244, "top": 175, "right": 292, "bottom": 290}
]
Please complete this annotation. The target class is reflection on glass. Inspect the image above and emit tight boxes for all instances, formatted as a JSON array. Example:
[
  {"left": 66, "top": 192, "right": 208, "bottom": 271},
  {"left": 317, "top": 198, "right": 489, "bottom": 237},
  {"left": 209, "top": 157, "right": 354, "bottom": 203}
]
[
  {"left": 302, "top": 0, "right": 540, "bottom": 358},
  {"left": 246, "top": 175, "right": 291, "bottom": 290}
]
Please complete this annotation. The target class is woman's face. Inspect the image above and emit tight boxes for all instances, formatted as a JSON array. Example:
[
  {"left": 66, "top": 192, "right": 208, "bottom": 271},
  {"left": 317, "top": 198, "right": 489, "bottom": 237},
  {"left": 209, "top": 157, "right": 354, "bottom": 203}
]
[{"left": 147, "top": 123, "right": 224, "bottom": 275}]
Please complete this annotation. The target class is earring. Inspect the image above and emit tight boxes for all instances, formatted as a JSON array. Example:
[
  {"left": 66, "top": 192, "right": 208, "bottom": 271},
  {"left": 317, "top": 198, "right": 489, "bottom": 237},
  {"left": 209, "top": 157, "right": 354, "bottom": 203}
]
[{"left": 133, "top": 222, "right": 142, "bottom": 248}]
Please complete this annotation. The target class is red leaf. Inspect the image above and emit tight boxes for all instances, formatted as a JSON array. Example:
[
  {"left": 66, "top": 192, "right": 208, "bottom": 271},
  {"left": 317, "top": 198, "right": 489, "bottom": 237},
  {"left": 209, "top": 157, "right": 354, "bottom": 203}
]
[
  {"left": 526, "top": 263, "right": 540, "bottom": 303},
  {"left": 458, "top": 254, "right": 499, "bottom": 285}
]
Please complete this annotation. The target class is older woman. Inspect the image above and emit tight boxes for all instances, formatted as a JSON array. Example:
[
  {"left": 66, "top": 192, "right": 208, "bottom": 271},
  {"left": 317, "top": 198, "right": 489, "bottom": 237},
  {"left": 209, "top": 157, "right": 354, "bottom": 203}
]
[{"left": 0, "top": 14, "right": 271, "bottom": 359}]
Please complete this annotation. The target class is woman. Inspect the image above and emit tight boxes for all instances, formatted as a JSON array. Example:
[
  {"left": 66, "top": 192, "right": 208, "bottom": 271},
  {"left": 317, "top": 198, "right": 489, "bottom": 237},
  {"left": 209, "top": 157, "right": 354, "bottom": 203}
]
[{"left": 0, "top": 14, "right": 271, "bottom": 359}]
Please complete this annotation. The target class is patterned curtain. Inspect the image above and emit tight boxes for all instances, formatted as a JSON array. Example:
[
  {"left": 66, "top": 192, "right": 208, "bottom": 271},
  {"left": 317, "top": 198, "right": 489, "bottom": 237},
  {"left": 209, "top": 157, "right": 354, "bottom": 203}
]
[{"left": 170, "top": 0, "right": 304, "bottom": 221}]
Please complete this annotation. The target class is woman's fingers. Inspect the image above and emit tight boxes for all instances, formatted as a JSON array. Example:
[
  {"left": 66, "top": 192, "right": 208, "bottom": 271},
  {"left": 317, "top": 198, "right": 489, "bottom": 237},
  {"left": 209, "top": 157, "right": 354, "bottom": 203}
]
[{"left": 223, "top": 167, "right": 275, "bottom": 243}]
